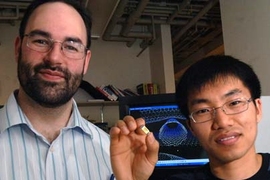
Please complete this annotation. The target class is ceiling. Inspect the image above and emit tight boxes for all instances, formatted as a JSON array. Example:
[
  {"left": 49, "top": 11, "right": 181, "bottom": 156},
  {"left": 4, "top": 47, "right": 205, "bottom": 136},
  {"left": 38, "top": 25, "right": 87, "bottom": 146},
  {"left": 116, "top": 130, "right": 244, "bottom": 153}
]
[{"left": 0, "top": 0, "right": 223, "bottom": 80}]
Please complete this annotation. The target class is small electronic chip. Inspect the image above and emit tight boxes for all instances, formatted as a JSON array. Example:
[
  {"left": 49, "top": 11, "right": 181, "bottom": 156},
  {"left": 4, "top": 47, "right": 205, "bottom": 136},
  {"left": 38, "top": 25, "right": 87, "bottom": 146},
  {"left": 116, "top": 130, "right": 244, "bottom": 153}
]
[{"left": 140, "top": 125, "right": 150, "bottom": 135}]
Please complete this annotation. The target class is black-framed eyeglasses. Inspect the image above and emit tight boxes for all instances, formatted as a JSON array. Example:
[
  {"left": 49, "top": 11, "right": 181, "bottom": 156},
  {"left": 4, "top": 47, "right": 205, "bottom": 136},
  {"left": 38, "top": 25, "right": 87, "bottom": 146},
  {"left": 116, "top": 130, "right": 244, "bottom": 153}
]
[
  {"left": 24, "top": 34, "right": 88, "bottom": 60},
  {"left": 189, "top": 98, "right": 253, "bottom": 123}
]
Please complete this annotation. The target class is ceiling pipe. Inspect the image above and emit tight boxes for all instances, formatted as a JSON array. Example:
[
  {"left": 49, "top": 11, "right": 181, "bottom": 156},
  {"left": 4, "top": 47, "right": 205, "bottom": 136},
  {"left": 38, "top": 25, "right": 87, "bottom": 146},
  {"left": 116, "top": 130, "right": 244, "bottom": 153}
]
[
  {"left": 174, "top": 25, "right": 222, "bottom": 57},
  {"left": 102, "top": 0, "right": 219, "bottom": 46},
  {"left": 173, "top": 27, "right": 200, "bottom": 54},
  {"left": 0, "top": 2, "right": 29, "bottom": 7},
  {"left": 123, "top": 32, "right": 152, "bottom": 39},
  {"left": 103, "top": 0, "right": 136, "bottom": 43},
  {"left": 182, "top": 27, "right": 222, "bottom": 55},
  {"left": 174, "top": 34, "right": 223, "bottom": 72},
  {"left": 174, "top": 29, "right": 210, "bottom": 57},
  {"left": 121, "top": 0, "right": 150, "bottom": 37},
  {"left": 126, "top": 39, "right": 137, "bottom": 47},
  {"left": 0, "top": 1, "right": 28, "bottom": 20},
  {"left": 167, "top": 0, "right": 190, "bottom": 23},
  {"left": 103, "top": 35, "right": 134, "bottom": 42},
  {"left": 117, "top": 17, "right": 211, "bottom": 27},
  {"left": 137, "top": 16, "right": 156, "bottom": 57},
  {"left": 173, "top": 28, "right": 221, "bottom": 58},
  {"left": 172, "top": 0, "right": 219, "bottom": 45},
  {"left": 0, "top": 5, "right": 19, "bottom": 20},
  {"left": 103, "top": 0, "right": 154, "bottom": 47}
]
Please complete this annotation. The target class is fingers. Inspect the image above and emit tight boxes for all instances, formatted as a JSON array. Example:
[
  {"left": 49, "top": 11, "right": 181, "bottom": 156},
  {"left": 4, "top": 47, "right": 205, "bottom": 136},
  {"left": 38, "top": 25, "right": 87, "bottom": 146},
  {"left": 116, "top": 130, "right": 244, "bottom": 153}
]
[
  {"left": 140, "top": 125, "right": 150, "bottom": 135},
  {"left": 110, "top": 115, "right": 144, "bottom": 141},
  {"left": 112, "top": 115, "right": 146, "bottom": 135},
  {"left": 109, "top": 126, "right": 121, "bottom": 140},
  {"left": 110, "top": 115, "right": 159, "bottom": 167},
  {"left": 146, "top": 132, "right": 159, "bottom": 165}
]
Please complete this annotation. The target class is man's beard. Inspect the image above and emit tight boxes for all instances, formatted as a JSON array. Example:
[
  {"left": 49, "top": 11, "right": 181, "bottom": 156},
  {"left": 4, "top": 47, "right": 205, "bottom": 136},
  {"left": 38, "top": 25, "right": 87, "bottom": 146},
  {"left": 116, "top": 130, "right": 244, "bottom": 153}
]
[{"left": 17, "top": 52, "right": 84, "bottom": 108}]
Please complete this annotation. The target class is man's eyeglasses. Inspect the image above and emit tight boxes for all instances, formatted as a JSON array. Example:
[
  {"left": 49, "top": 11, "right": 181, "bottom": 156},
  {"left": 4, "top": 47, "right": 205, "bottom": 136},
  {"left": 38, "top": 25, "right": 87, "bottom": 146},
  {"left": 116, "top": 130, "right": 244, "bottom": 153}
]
[
  {"left": 24, "top": 34, "right": 88, "bottom": 60},
  {"left": 189, "top": 98, "right": 253, "bottom": 123}
]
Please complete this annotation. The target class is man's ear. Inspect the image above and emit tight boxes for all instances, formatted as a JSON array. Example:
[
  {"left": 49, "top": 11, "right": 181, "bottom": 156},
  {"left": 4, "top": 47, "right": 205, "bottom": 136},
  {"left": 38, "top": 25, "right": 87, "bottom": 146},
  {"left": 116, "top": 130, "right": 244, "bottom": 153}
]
[
  {"left": 255, "top": 98, "right": 262, "bottom": 123},
  {"left": 14, "top": 36, "right": 21, "bottom": 62},
  {"left": 83, "top": 50, "right": 91, "bottom": 75}
]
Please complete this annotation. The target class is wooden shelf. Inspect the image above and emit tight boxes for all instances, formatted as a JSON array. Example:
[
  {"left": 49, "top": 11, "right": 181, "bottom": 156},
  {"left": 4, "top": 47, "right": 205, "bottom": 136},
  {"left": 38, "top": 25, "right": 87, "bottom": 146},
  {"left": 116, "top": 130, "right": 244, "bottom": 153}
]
[{"left": 77, "top": 100, "right": 119, "bottom": 107}]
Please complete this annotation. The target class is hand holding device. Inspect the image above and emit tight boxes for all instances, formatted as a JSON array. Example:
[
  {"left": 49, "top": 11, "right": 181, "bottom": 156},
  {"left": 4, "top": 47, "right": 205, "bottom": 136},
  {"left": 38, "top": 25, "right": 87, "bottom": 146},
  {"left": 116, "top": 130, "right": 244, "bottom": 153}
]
[{"left": 110, "top": 115, "right": 159, "bottom": 180}]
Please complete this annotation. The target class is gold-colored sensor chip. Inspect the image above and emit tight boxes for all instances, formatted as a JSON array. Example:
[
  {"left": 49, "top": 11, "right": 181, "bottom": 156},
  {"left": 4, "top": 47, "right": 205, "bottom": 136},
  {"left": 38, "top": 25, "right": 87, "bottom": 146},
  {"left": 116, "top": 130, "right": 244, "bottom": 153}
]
[{"left": 140, "top": 125, "right": 150, "bottom": 135}]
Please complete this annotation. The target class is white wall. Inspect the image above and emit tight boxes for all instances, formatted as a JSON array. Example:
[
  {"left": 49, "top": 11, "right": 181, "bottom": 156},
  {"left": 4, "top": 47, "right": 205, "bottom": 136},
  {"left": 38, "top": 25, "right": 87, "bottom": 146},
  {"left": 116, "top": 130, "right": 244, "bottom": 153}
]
[
  {"left": 256, "top": 96, "right": 270, "bottom": 152},
  {"left": 0, "top": 22, "right": 20, "bottom": 105},
  {"left": 78, "top": 105, "right": 119, "bottom": 128},
  {"left": 220, "top": 0, "right": 270, "bottom": 152},
  {"left": 150, "top": 24, "right": 175, "bottom": 93},
  {"left": 220, "top": 0, "right": 270, "bottom": 95},
  {"left": 86, "top": 38, "right": 151, "bottom": 91},
  {"left": 0, "top": 21, "right": 152, "bottom": 104}
]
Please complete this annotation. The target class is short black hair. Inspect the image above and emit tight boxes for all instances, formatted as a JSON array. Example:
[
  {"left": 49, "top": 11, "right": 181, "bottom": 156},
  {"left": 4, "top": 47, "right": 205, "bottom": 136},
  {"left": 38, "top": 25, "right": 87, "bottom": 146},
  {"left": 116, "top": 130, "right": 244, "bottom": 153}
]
[
  {"left": 19, "top": 0, "right": 92, "bottom": 49},
  {"left": 176, "top": 55, "right": 261, "bottom": 118}
]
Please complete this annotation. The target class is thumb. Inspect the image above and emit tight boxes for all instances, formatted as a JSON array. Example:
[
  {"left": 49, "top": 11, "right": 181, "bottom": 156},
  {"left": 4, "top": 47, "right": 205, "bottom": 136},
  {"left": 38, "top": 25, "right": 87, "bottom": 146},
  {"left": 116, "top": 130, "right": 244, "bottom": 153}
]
[
  {"left": 110, "top": 127, "right": 120, "bottom": 144},
  {"left": 145, "top": 132, "right": 159, "bottom": 165}
]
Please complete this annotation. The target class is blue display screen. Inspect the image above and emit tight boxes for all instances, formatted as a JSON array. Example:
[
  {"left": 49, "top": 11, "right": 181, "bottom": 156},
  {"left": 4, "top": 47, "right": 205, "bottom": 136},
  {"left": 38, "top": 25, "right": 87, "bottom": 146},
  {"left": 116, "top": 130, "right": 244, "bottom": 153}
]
[{"left": 129, "top": 104, "right": 209, "bottom": 168}]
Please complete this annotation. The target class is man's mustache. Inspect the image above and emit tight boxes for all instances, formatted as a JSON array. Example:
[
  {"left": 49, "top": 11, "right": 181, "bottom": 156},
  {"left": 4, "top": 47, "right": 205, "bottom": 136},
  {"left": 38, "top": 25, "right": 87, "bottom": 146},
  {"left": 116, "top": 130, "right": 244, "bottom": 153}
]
[{"left": 33, "top": 63, "right": 71, "bottom": 80}]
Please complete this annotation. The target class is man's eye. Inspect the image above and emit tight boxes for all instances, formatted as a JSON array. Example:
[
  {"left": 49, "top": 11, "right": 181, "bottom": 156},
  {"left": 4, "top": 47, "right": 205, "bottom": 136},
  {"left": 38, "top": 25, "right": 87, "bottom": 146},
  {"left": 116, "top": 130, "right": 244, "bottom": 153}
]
[
  {"left": 63, "top": 42, "right": 80, "bottom": 52},
  {"left": 194, "top": 108, "right": 211, "bottom": 115},
  {"left": 32, "top": 39, "right": 49, "bottom": 46},
  {"left": 228, "top": 100, "right": 243, "bottom": 107},
  {"left": 64, "top": 45, "right": 79, "bottom": 52}
]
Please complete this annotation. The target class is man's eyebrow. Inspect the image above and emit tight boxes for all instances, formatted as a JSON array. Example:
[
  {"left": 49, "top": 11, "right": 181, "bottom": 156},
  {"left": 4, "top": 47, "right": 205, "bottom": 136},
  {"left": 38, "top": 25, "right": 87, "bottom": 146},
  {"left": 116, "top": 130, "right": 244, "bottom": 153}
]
[
  {"left": 189, "top": 89, "right": 243, "bottom": 106},
  {"left": 28, "top": 30, "right": 50, "bottom": 37},
  {"left": 65, "top": 37, "right": 83, "bottom": 44},
  {"left": 190, "top": 98, "right": 207, "bottom": 106},
  {"left": 223, "top": 89, "right": 242, "bottom": 98},
  {"left": 27, "top": 30, "right": 84, "bottom": 45}
]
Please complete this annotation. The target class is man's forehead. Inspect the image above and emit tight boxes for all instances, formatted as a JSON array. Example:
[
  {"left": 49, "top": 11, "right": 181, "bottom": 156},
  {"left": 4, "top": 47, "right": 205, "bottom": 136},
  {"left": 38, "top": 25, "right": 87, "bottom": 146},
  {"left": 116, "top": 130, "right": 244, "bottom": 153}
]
[
  {"left": 25, "top": 2, "right": 87, "bottom": 43},
  {"left": 188, "top": 76, "right": 246, "bottom": 98}
]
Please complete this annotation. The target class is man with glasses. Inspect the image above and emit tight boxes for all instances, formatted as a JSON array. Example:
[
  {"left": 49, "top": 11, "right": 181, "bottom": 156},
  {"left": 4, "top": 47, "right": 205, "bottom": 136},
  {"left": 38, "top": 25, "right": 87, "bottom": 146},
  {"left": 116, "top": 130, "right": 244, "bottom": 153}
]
[
  {"left": 0, "top": 0, "right": 112, "bottom": 179},
  {"left": 110, "top": 55, "right": 270, "bottom": 179}
]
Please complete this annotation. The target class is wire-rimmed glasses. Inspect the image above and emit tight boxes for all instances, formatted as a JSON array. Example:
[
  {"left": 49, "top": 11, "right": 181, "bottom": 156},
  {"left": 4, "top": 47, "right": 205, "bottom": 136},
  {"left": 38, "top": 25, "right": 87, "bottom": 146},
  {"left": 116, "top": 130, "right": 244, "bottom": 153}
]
[
  {"left": 189, "top": 98, "right": 253, "bottom": 123},
  {"left": 24, "top": 34, "right": 88, "bottom": 60}
]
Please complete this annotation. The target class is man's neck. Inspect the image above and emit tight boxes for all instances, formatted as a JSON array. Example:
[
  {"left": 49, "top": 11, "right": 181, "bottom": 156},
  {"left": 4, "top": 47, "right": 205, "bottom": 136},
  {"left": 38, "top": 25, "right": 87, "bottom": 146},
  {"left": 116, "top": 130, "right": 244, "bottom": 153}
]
[
  {"left": 210, "top": 151, "right": 262, "bottom": 179},
  {"left": 16, "top": 89, "right": 73, "bottom": 143}
]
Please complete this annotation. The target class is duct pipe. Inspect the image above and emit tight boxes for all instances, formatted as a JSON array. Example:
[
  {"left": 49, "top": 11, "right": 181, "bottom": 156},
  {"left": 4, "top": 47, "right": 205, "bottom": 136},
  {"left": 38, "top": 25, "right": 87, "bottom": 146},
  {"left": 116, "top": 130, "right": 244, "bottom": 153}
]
[
  {"left": 172, "top": 0, "right": 219, "bottom": 45},
  {"left": 137, "top": 16, "right": 156, "bottom": 57},
  {"left": 0, "top": 5, "right": 19, "bottom": 20},
  {"left": 117, "top": 17, "right": 210, "bottom": 27},
  {"left": 0, "top": 2, "right": 29, "bottom": 7},
  {"left": 121, "top": 0, "right": 150, "bottom": 37},
  {"left": 174, "top": 34, "right": 223, "bottom": 72},
  {"left": 167, "top": 0, "right": 190, "bottom": 23},
  {"left": 103, "top": 0, "right": 136, "bottom": 42}
]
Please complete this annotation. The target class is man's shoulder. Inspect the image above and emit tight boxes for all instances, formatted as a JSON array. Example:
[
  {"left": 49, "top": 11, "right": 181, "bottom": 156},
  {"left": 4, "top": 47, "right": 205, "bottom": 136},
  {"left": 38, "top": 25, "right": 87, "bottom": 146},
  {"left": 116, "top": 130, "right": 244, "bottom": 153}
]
[
  {"left": 261, "top": 152, "right": 270, "bottom": 157},
  {"left": 168, "top": 164, "right": 218, "bottom": 180},
  {"left": 168, "top": 154, "right": 270, "bottom": 180},
  {"left": 260, "top": 152, "right": 270, "bottom": 165}
]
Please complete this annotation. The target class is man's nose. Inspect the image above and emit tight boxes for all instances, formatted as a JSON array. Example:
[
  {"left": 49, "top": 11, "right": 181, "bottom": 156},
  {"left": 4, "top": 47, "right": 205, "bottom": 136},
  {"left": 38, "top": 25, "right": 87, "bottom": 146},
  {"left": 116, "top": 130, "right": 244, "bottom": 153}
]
[{"left": 44, "top": 42, "right": 64, "bottom": 63}]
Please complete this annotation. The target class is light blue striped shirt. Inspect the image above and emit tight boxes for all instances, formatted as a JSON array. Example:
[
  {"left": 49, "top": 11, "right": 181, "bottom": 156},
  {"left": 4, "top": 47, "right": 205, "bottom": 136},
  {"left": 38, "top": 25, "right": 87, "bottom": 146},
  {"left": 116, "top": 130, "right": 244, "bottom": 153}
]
[{"left": 0, "top": 91, "right": 112, "bottom": 180}]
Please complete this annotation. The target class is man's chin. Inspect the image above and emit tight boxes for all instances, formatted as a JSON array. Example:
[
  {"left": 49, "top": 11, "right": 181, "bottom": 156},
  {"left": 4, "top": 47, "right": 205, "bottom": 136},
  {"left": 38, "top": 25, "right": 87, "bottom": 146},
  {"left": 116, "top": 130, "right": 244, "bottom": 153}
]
[
  {"left": 33, "top": 95, "right": 72, "bottom": 108},
  {"left": 25, "top": 86, "right": 73, "bottom": 107}
]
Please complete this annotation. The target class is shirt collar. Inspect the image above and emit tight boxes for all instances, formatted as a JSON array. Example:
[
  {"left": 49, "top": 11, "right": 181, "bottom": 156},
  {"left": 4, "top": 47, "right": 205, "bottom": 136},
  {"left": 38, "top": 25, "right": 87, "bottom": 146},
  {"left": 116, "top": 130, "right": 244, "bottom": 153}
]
[
  {"left": 0, "top": 91, "right": 27, "bottom": 133},
  {"left": 0, "top": 91, "right": 93, "bottom": 138},
  {"left": 67, "top": 99, "right": 93, "bottom": 137}
]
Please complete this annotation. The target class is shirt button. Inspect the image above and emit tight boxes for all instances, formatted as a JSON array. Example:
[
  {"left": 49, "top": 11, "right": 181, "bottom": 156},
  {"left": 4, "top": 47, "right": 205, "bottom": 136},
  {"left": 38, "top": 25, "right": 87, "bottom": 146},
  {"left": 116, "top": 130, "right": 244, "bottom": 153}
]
[{"left": 50, "top": 147, "right": 54, "bottom": 152}]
